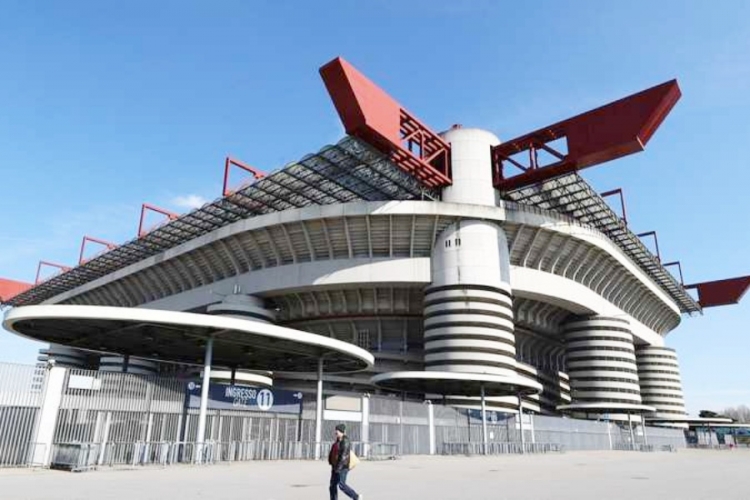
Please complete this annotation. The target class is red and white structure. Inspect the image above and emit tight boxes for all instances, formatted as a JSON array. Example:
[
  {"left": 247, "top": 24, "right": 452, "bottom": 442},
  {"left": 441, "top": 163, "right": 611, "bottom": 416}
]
[{"left": 2, "top": 56, "right": 749, "bottom": 433}]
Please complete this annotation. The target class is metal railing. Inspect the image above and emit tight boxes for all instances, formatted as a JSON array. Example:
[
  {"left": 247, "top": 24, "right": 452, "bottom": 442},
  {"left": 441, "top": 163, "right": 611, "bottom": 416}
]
[
  {"left": 352, "top": 441, "right": 399, "bottom": 460},
  {"left": 612, "top": 442, "right": 663, "bottom": 452},
  {"left": 441, "top": 442, "right": 563, "bottom": 456},
  {"left": 45, "top": 440, "right": 401, "bottom": 469},
  {"left": 50, "top": 442, "right": 100, "bottom": 471},
  {"left": 687, "top": 443, "right": 750, "bottom": 450}
]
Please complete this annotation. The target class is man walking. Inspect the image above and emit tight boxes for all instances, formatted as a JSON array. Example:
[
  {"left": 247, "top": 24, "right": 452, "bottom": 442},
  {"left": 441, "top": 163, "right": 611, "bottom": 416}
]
[{"left": 328, "top": 423, "right": 362, "bottom": 500}]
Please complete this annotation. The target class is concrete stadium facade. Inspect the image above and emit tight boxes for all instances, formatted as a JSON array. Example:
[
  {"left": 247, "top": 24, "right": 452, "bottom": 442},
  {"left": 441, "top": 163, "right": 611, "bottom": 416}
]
[
  {"left": 4, "top": 57, "right": 748, "bottom": 438},
  {"left": 16, "top": 128, "right": 689, "bottom": 422}
]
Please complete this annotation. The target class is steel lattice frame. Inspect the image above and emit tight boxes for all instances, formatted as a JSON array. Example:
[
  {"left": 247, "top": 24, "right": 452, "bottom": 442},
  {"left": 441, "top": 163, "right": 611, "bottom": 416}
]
[
  {"left": 6, "top": 138, "right": 437, "bottom": 307},
  {"left": 504, "top": 173, "right": 701, "bottom": 314}
]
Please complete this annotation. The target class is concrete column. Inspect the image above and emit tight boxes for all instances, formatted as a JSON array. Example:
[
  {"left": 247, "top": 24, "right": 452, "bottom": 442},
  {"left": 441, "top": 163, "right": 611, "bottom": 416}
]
[
  {"left": 399, "top": 397, "right": 404, "bottom": 455},
  {"left": 30, "top": 366, "right": 66, "bottom": 466},
  {"left": 530, "top": 413, "right": 536, "bottom": 444},
  {"left": 361, "top": 394, "right": 370, "bottom": 458},
  {"left": 195, "top": 336, "right": 214, "bottom": 464},
  {"left": 143, "top": 412, "right": 154, "bottom": 464},
  {"left": 314, "top": 357, "right": 324, "bottom": 460},
  {"left": 518, "top": 394, "right": 526, "bottom": 451},
  {"left": 628, "top": 413, "right": 635, "bottom": 449},
  {"left": 480, "top": 384, "right": 488, "bottom": 455},
  {"left": 93, "top": 411, "right": 103, "bottom": 443},
  {"left": 216, "top": 412, "right": 224, "bottom": 446},
  {"left": 97, "top": 412, "right": 112, "bottom": 466},
  {"left": 175, "top": 414, "right": 183, "bottom": 443},
  {"left": 427, "top": 401, "right": 435, "bottom": 455}
]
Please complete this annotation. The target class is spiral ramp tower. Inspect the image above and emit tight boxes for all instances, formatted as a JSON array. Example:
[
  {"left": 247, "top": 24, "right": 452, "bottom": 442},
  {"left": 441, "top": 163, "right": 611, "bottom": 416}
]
[
  {"left": 99, "top": 355, "right": 159, "bottom": 375},
  {"left": 371, "top": 128, "right": 543, "bottom": 410},
  {"left": 636, "top": 346, "right": 687, "bottom": 426},
  {"left": 37, "top": 344, "right": 90, "bottom": 369},
  {"left": 201, "top": 294, "right": 274, "bottom": 387},
  {"left": 561, "top": 316, "right": 652, "bottom": 420}
]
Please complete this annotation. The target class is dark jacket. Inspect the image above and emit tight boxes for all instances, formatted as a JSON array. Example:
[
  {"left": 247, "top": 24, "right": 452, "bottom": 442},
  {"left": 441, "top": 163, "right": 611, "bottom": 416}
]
[{"left": 328, "top": 435, "right": 351, "bottom": 472}]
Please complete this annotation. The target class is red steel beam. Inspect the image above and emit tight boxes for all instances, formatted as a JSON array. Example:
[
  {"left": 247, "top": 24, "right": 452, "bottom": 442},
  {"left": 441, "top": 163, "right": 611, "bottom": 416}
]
[
  {"left": 685, "top": 276, "right": 750, "bottom": 308},
  {"left": 320, "top": 57, "right": 451, "bottom": 189},
  {"left": 637, "top": 230, "right": 661, "bottom": 262},
  {"left": 223, "top": 157, "right": 266, "bottom": 197},
  {"left": 35, "top": 261, "right": 71, "bottom": 285},
  {"left": 0, "top": 278, "right": 32, "bottom": 302},
  {"left": 138, "top": 203, "right": 179, "bottom": 238},
  {"left": 600, "top": 188, "right": 628, "bottom": 225},
  {"left": 493, "top": 80, "right": 681, "bottom": 191},
  {"left": 79, "top": 235, "right": 118, "bottom": 265}
]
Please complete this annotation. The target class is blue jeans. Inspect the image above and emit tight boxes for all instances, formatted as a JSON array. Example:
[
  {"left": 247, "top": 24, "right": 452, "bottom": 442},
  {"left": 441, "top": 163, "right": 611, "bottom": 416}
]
[{"left": 330, "top": 468, "right": 358, "bottom": 500}]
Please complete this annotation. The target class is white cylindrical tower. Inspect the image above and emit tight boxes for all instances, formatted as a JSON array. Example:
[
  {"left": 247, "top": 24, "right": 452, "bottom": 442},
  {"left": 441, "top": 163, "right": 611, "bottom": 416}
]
[
  {"left": 205, "top": 294, "right": 275, "bottom": 382},
  {"left": 424, "top": 220, "right": 517, "bottom": 377},
  {"left": 440, "top": 126, "right": 500, "bottom": 206},
  {"left": 564, "top": 316, "right": 642, "bottom": 407},
  {"left": 206, "top": 294, "right": 275, "bottom": 323},
  {"left": 372, "top": 127, "right": 543, "bottom": 405},
  {"left": 424, "top": 127, "right": 531, "bottom": 384},
  {"left": 636, "top": 346, "right": 687, "bottom": 419}
]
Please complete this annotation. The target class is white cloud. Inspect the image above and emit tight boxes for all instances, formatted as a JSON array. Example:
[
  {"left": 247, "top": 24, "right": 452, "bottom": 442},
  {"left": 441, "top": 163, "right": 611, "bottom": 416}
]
[{"left": 171, "top": 194, "right": 209, "bottom": 210}]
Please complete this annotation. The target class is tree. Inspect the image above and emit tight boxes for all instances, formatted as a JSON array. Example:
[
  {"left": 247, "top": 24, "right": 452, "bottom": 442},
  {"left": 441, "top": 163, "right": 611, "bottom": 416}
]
[{"left": 723, "top": 405, "right": 750, "bottom": 423}]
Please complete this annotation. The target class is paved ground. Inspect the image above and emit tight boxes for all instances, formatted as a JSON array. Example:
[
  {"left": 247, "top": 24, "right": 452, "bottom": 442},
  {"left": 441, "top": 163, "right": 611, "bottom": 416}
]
[{"left": 0, "top": 449, "right": 746, "bottom": 500}]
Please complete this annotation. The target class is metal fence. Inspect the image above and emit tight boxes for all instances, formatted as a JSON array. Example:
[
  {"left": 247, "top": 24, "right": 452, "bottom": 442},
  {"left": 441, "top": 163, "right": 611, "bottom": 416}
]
[
  {"left": 441, "top": 441, "right": 563, "bottom": 455},
  {"left": 641, "top": 424, "right": 688, "bottom": 449},
  {"left": 55, "top": 369, "right": 185, "bottom": 446},
  {"left": 46, "top": 438, "right": 401, "bottom": 470},
  {"left": 0, "top": 363, "right": 47, "bottom": 467},
  {"left": 0, "top": 362, "right": 689, "bottom": 470}
]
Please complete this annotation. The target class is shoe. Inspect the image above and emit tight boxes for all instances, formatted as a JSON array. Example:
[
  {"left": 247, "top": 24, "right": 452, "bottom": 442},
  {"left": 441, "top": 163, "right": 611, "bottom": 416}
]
[{"left": 357, "top": 496, "right": 364, "bottom": 500}]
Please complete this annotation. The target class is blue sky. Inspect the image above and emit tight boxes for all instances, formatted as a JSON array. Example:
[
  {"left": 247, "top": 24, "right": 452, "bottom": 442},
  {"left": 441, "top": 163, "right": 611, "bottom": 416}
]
[{"left": 1, "top": 1, "right": 748, "bottom": 414}]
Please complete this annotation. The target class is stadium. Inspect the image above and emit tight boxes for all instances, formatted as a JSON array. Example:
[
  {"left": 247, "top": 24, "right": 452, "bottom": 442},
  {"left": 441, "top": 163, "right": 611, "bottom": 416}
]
[{"left": 1, "top": 56, "right": 748, "bottom": 466}]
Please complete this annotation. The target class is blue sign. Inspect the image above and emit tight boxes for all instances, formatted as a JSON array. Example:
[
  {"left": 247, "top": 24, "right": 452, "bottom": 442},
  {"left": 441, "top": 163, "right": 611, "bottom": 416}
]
[
  {"left": 186, "top": 382, "right": 303, "bottom": 414},
  {"left": 465, "top": 408, "right": 510, "bottom": 423}
]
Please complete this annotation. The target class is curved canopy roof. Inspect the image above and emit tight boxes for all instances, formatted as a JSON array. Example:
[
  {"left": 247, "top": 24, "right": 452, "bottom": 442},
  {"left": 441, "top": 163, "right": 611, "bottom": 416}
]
[
  {"left": 556, "top": 402, "right": 657, "bottom": 414},
  {"left": 645, "top": 416, "right": 734, "bottom": 425},
  {"left": 3, "top": 305, "right": 374, "bottom": 373},
  {"left": 371, "top": 370, "right": 542, "bottom": 397}
]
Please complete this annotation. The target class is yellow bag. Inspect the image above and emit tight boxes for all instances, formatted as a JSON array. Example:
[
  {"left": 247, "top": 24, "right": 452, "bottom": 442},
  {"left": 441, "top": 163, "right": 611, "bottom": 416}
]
[{"left": 349, "top": 450, "right": 360, "bottom": 470}]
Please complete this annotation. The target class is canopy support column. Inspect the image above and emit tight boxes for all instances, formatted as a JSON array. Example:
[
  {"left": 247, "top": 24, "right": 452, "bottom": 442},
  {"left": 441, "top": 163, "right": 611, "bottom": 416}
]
[
  {"left": 314, "top": 357, "right": 324, "bottom": 460},
  {"left": 518, "top": 394, "right": 526, "bottom": 453},
  {"left": 195, "top": 336, "right": 214, "bottom": 464},
  {"left": 628, "top": 412, "right": 635, "bottom": 450},
  {"left": 480, "top": 384, "right": 488, "bottom": 455}
]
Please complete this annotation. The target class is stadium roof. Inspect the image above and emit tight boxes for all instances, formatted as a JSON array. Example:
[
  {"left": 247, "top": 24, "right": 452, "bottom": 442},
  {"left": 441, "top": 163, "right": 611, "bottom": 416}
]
[
  {"left": 2, "top": 136, "right": 700, "bottom": 314},
  {"left": 3, "top": 138, "right": 435, "bottom": 307},
  {"left": 505, "top": 173, "right": 701, "bottom": 314}
]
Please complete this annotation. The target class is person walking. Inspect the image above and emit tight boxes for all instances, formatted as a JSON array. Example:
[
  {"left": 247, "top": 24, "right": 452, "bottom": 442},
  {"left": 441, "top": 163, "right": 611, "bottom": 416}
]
[{"left": 328, "top": 423, "right": 362, "bottom": 500}]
